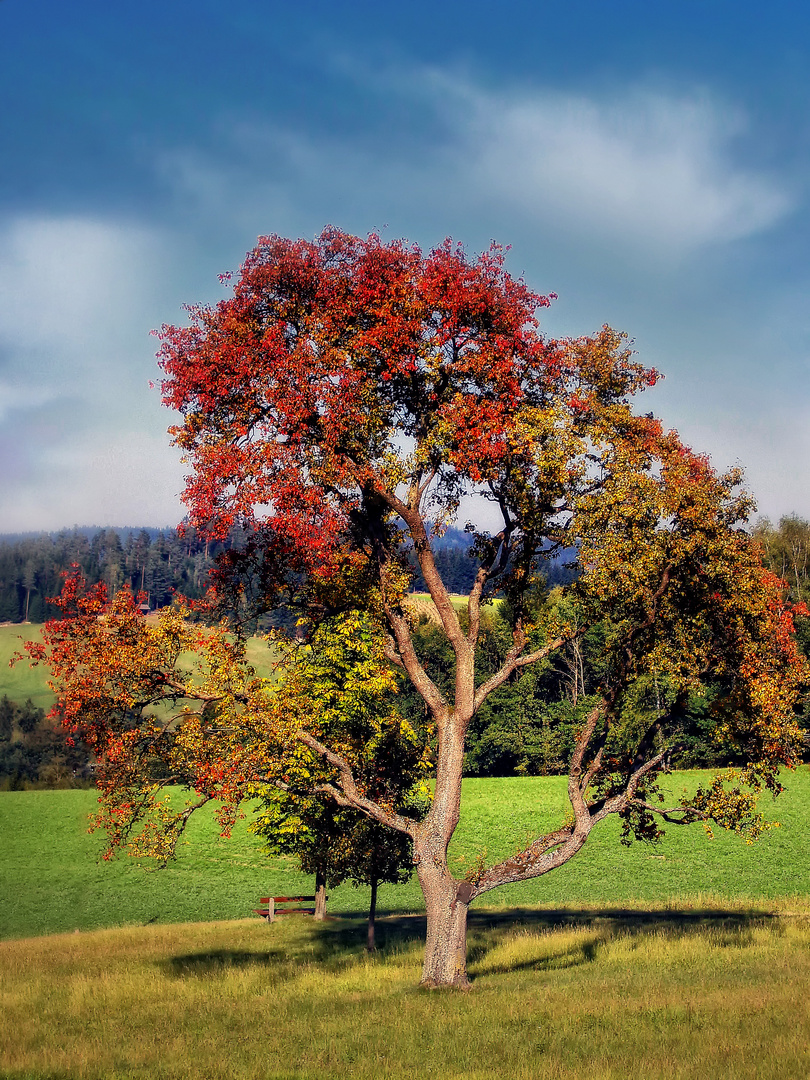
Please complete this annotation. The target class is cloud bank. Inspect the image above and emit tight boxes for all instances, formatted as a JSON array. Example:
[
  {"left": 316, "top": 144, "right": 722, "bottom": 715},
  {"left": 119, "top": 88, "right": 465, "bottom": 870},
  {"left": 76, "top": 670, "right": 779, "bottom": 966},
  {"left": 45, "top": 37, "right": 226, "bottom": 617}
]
[
  {"left": 0, "top": 216, "right": 185, "bottom": 531},
  {"left": 0, "top": 69, "right": 805, "bottom": 531}
]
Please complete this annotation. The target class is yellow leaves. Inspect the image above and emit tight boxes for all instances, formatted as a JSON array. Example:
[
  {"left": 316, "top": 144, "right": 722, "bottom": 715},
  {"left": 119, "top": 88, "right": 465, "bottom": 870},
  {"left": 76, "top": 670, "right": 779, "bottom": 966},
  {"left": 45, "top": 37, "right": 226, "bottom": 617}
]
[{"left": 689, "top": 770, "right": 775, "bottom": 843}]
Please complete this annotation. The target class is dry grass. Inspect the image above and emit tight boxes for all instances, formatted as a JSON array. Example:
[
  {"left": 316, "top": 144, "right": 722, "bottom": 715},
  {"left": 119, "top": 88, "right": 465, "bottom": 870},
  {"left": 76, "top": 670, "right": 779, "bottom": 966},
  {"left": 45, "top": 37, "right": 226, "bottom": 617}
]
[{"left": 3, "top": 901, "right": 810, "bottom": 1079}]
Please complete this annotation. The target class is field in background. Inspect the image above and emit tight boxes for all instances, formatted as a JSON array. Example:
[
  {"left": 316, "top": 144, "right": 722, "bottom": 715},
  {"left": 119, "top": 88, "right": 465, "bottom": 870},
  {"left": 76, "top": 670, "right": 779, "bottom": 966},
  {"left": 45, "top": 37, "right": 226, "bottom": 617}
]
[
  {"left": 0, "top": 624, "right": 280, "bottom": 715},
  {"left": 3, "top": 770, "right": 810, "bottom": 941},
  {"left": 3, "top": 903, "right": 810, "bottom": 1079},
  {"left": 406, "top": 591, "right": 504, "bottom": 625},
  {"left": 0, "top": 624, "right": 52, "bottom": 710}
]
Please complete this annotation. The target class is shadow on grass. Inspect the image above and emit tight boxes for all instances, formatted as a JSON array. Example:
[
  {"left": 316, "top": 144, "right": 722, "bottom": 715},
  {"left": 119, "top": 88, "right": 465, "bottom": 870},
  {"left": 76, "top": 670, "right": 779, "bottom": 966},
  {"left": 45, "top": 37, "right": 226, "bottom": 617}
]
[
  {"left": 162, "top": 904, "right": 779, "bottom": 984},
  {"left": 166, "top": 948, "right": 290, "bottom": 976}
]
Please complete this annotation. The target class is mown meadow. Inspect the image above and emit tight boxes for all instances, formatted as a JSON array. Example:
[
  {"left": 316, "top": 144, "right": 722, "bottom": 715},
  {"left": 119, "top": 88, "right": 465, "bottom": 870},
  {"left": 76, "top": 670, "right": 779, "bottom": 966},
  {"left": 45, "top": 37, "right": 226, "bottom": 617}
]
[{"left": 4, "top": 904, "right": 810, "bottom": 1080}]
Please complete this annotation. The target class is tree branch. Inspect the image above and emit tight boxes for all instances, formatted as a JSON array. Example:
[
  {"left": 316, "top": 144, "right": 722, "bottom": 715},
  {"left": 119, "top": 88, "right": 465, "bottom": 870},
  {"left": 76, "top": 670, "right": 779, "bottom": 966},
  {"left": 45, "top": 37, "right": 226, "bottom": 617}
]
[
  {"left": 382, "top": 593, "right": 448, "bottom": 720},
  {"left": 473, "top": 637, "right": 564, "bottom": 712},
  {"left": 296, "top": 731, "right": 417, "bottom": 836},
  {"left": 626, "top": 798, "right": 706, "bottom": 825}
]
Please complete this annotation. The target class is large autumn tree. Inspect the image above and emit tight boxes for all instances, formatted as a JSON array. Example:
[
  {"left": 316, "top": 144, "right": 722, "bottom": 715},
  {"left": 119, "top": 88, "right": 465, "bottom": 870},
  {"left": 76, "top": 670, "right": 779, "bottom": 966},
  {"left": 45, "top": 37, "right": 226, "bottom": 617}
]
[{"left": 26, "top": 228, "right": 806, "bottom": 989}]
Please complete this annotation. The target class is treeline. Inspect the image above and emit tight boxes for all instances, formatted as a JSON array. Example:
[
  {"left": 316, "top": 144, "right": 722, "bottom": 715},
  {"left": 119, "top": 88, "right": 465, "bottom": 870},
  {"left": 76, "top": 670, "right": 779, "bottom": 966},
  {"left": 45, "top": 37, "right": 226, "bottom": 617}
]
[
  {"left": 0, "top": 523, "right": 578, "bottom": 624},
  {"left": 0, "top": 696, "right": 92, "bottom": 790},
  {"left": 0, "top": 526, "right": 227, "bottom": 624},
  {"left": 408, "top": 528, "right": 577, "bottom": 594}
]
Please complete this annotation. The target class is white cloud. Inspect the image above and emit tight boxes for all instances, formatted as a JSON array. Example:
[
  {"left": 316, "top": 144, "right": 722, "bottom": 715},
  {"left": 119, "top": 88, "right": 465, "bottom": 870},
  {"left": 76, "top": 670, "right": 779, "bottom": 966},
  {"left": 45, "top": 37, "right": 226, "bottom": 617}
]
[
  {"left": 0, "top": 215, "right": 186, "bottom": 530},
  {"left": 0, "top": 216, "right": 162, "bottom": 373},
  {"left": 0, "top": 382, "right": 59, "bottom": 423},
  {"left": 436, "top": 80, "right": 793, "bottom": 253},
  {"left": 1, "top": 426, "right": 186, "bottom": 533},
  {"left": 153, "top": 73, "right": 795, "bottom": 263},
  {"left": 0, "top": 73, "right": 803, "bottom": 531}
]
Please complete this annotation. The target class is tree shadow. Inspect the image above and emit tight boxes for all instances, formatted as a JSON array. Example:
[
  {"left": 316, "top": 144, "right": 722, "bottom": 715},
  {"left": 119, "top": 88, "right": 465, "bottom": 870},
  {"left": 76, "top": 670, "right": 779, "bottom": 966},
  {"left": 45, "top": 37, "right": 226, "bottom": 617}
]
[
  {"left": 164, "top": 948, "right": 290, "bottom": 977},
  {"left": 161, "top": 904, "right": 780, "bottom": 984},
  {"left": 462, "top": 905, "right": 777, "bottom": 980}
]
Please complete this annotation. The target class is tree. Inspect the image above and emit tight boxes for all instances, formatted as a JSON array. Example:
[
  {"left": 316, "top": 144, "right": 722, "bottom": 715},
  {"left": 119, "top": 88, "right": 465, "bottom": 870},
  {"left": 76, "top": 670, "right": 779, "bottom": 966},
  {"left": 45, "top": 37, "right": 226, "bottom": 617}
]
[
  {"left": 25, "top": 229, "right": 807, "bottom": 989},
  {"left": 253, "top": 790, "right": 416, "bottom": 949},
  {"left": 754, "top": 516, "right": 810, "bottom": 605},
  {"left": 21, "top": 560, "right": 37, "bottom": 622},
  {"left": 250, "top": 612, "right": 431, "bottom": 945}
]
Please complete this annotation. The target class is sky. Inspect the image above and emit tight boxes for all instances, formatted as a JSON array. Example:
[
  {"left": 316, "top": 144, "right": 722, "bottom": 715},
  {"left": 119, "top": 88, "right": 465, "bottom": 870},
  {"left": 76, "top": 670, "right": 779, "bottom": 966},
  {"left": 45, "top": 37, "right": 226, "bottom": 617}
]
[{"left": 1, "top": 0, "right": 809, "bottom": 532}]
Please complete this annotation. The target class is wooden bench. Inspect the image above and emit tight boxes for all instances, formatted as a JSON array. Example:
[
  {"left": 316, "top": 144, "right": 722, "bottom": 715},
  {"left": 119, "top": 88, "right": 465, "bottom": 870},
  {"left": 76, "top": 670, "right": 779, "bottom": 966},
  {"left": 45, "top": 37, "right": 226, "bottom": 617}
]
[{"left": 254, "top": 895, "right": 328, "bottom": 922}]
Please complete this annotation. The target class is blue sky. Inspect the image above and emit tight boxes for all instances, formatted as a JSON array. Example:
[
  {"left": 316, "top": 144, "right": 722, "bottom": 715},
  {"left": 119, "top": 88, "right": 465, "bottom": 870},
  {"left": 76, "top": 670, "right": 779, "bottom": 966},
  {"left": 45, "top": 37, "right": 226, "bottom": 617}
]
[{"left": 1, "top": 0, "right": 808, "bottom": 531}]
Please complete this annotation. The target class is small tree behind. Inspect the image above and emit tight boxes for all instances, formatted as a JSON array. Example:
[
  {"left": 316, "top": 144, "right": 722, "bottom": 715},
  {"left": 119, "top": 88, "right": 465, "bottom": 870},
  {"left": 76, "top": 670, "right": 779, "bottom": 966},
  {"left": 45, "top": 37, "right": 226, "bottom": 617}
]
[{"left": 251, "top": 614, "right": 430, "bottom": 942}]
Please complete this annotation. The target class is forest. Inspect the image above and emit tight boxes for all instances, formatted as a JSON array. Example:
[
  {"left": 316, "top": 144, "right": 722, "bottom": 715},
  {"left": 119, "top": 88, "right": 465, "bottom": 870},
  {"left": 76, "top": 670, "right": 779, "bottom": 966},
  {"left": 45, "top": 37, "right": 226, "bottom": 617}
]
[{"left": 0, "top": 525, "right": 227, "bottom": 624}]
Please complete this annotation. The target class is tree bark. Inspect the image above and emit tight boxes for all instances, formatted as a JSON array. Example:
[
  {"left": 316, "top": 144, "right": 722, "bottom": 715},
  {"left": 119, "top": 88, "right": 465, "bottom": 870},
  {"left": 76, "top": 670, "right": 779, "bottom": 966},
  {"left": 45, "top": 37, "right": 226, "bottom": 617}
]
[
  {"left": 417, "top": 859, "right": 471, "bottom": 989},
  {"left": 314, "top": 868, "right": 327, "bottom": 920},
  {"left": 367, "top": 874, "right": 377, "bottom": 952}
]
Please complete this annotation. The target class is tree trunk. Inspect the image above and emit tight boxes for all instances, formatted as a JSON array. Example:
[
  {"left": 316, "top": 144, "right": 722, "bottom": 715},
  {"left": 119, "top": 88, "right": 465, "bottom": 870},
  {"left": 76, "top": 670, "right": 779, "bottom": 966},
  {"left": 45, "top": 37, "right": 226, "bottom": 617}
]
[
  {"left": 367, "top": 874, "right": 378, "bottom": 952},
  {"left": 314, "top": 868, "right": 327, "bottom": 920},
  {"left": 417, "top": 860, "right": 471, "bottom": 989}
]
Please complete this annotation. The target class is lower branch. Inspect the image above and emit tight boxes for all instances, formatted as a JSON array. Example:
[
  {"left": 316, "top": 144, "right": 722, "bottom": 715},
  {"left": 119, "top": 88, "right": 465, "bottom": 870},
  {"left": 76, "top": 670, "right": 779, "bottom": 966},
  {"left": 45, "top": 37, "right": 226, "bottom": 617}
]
[
  {"left": 627, "top": 798, "right": 706, "bottom": 825},
  {"left": 463, "top": 736, "right": 682, "bottom": 898},
  {"left": 296, "top": 731, "right": 417, "bottom": 836},
  {"left": 471, "top": 826, "right": 587, "bottom": 896}
]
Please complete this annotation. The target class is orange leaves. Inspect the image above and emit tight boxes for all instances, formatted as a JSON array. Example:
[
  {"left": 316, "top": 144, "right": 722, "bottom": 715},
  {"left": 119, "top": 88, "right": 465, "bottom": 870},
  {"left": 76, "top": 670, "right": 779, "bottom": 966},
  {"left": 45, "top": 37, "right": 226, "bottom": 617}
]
[{"left": 20, "top": 571, "right": 284, "bottom": 861}]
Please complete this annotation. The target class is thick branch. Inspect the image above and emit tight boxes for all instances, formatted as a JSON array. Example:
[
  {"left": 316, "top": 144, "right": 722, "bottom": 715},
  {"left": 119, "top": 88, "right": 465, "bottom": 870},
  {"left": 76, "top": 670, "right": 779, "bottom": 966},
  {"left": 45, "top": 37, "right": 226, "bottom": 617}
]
[
  {"left": 383, "top": 601, "right": 448, "bottom": 720},
  {"left": 471, "top": 826, "right": 589, "bottom": 896},
  {"left": 467, "top": 492, "right": 514, "bottom": 646},
  {"left": 567, "top": 703, "right": 604, "bottom": 824},
  {"left": 383, "top": 634, "right": 407, "bottom": 671},
  {"left": 375, "top": 488, "right": 466, "bottom": 652},
  {"left": 466, "top": 719, "right": 693, "bottom": 898}
]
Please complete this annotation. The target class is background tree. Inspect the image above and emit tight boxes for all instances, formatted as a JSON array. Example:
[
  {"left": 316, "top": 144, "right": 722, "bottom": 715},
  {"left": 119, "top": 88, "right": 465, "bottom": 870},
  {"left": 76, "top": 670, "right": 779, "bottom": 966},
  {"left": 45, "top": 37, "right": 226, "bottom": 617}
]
[
  {"left": 754, "top": 516, "right": 810, "bottom": 604},
  {"left": 251, "top": 612, "right": 430, "bottom": 943},
  {"left": 253, "top": 791, "right": 415, "bottom": 948}
]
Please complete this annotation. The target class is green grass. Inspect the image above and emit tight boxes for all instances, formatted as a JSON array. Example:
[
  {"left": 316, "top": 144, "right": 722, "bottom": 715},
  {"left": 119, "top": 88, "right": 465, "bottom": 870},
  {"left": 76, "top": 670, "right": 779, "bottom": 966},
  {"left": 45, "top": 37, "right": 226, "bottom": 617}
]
[
  {"left": 2, "top": 904, "right": 810, "bottom": 1079},
  {"left": 3, "top": 770, "right": 810, "bottom": 941},
  {"left": 0, "top": 623, "right": 53, "bottom": 710},
  {"left": 4, "top": 773, "right": 810, "bottom": 1078},
  {"left": 0, "top": 624, "right": 280, "bottom": 715}
]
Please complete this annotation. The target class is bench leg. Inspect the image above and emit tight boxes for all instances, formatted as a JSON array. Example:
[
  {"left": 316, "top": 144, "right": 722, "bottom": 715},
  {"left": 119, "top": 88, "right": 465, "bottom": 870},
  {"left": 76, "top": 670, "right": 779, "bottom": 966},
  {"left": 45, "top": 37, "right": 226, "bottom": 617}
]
[{"left": 268, "top": 897, "right": 275, "bottom": 923}]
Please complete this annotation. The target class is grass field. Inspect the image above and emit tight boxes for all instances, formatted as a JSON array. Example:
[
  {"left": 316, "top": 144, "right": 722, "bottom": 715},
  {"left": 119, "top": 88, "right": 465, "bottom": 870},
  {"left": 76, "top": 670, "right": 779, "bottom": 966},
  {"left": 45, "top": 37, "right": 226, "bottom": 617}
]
[
  {"left": 3, "top": 774, "right": 810, "bottom": 1077},
  {"left": 2, "top": 903, "right": 810, "bottom": 1079},
  {"left": 3, "top": 770, "right": 810, "bottom": 941},
  {"left": 4, "top": 632, "right": 810, "bottom": 1077}
]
